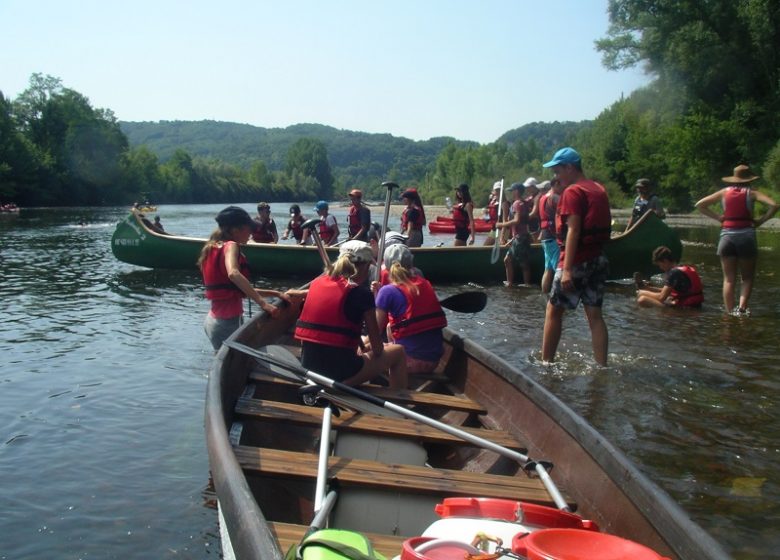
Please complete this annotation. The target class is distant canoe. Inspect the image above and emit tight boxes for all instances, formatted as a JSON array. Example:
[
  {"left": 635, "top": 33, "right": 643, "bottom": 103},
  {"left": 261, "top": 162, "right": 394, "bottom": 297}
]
[
  {"left": 111, "top": 210, "right": 681, "bottom": 283},
  {"left": 429, "top": 216, "right": 495, "bottom": 234}
]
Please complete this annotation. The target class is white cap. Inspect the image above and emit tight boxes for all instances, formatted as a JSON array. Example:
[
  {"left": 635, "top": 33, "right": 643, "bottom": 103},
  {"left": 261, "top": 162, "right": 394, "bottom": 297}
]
[
  {"left": 538, "top": 180, "right": 551, "bottom": 190},
  {"left": 523, "top": 177, "right": 538, "bottom": 188},
  {"left": 339, "top": 240, "right": 373, "bottom": 263},
  {"left": 492, "top": 181, "right": 502, "bottom": 191},
  {"left": 384, "top": 231, "right": 408, "bottom": 246},
  {"left": 384, "top": 244, "right": 414, "bottom": 269}
]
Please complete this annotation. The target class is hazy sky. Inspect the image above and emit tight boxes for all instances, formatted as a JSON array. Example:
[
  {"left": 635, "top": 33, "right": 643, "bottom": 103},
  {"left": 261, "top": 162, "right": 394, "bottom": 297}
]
[{"left": 1, "top": 0, "right": 650, "bottom": 144}]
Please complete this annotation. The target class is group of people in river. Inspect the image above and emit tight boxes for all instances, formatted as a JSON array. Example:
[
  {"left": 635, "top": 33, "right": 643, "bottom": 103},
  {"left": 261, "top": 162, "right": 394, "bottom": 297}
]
[{"left": 197, "top": 146, "right": 778, "bottom": 374}]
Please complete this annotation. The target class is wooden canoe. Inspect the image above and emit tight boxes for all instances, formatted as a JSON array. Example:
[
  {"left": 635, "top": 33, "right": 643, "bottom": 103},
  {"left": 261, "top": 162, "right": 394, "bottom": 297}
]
[
  {"left": 205, "top": 302, "right": 729, "bottom": 560},
  {"left": 112, "top": 209, "right": 680, "bottom": 283}
]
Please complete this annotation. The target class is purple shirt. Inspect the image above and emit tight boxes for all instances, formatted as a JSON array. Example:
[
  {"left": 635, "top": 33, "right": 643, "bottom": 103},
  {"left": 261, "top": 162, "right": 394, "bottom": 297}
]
[{"left": 375, "top": 284, "right": 444, "bottom": 362}]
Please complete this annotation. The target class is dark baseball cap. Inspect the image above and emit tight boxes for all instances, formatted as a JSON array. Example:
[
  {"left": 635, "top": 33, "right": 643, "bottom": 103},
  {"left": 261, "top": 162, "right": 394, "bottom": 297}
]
[{"left": 215, "top": 206, "right": 254, "bottom": 228}]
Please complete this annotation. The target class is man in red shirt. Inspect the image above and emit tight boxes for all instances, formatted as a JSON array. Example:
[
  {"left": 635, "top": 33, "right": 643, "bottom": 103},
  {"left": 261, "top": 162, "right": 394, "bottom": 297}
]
[{"left": 541, "top": 147, "right": 612, "bottom": 366}]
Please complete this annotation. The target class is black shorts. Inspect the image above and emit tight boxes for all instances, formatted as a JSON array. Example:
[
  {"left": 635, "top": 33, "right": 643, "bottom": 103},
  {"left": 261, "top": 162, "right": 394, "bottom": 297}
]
[
  {"left": 454, "top": 226, "right": 469, "bottom": 241},
  {"left": 301, "top": 342, "right": 364, "bottom": 381}
]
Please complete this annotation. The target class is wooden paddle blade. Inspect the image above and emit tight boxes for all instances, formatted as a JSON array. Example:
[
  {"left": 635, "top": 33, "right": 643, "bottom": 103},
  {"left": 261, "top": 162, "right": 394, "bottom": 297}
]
[{"left": 439, "top": 291, "right": 487, "bottom": 313}]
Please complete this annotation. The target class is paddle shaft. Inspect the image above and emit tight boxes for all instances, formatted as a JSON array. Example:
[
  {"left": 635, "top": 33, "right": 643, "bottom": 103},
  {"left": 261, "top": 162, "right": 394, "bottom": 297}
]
[
  {"left": 491, "top": 178, "right": 504, "bottom": 265},
  {"left": 375, "top": 182, "right": 399, "bottom": 281},
  {"left": 226, "top": 341, "right": 569, "bottom": 511}
]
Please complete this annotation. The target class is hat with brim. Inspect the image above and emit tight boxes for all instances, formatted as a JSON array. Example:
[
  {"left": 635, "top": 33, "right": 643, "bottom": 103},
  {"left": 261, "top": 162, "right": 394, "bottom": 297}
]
[
  {"left": 314, "top": 200, "right": 328, "bottom": 212},
  {"left": 542, "top": 147, "right": 581, "bottom": 168},
  {"left": 384, "top": 243, "right": 414, "bottom": 270},
  {"left": 339, "top": 240, "right": 373, "bottom": 264},
  {"left": 722, "top": 164, "right": 759, "bottom": 184},
  {"left": 215, "top": 206, "right": 254, "bottom": 228},
  {"left": 349, "top": 189, "right": 362, "bottom": 198},
  {"left": 384, "top": 231, "right": 408, "bottom": 246}
]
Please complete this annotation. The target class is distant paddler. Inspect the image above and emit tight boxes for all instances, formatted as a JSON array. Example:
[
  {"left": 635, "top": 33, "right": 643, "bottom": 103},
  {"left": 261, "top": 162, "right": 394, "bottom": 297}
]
[
  {"left": 452, "top": 183, "right": 476, "bottom": 246},
  {"left": 346, "top": 189, "right": 371, "bottom": 242},
  {"left": 636, "top": 246, "right": 704, "bottom": 309},
  {"left": 313, "top": 201, "right": 339, "bottom": 246},
  {"left": 198, "top": 206, "right": 297, "bottom": 352}
]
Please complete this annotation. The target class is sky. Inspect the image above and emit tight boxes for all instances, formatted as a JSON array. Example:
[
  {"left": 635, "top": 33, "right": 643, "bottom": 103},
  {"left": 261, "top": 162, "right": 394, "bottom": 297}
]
[{"left": 1, "top": 0, "right": 650, "bottom": 145}]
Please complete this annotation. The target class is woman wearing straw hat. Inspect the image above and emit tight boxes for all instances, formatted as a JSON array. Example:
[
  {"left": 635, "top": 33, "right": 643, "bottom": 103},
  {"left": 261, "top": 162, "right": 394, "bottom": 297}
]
[{"left": 695, "top": 164, "right": 779, "bottom": 315}]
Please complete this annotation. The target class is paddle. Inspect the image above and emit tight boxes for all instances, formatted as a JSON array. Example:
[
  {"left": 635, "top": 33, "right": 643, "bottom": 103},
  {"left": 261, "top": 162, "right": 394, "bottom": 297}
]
[
  {"left": 490, "top": 178, "right": 505, "bottom": 265},
  {"left": 301, "top": 218, "right": 331, "bottom": 268},
  {"left": 224, "top": 339, "right": 570, "bottom": 512},
  {"left": 438, "top": 291, "right": 487, "bottom": 313},
  {"left": 375, "top": 181, "right": 399, "bottom": 281}
]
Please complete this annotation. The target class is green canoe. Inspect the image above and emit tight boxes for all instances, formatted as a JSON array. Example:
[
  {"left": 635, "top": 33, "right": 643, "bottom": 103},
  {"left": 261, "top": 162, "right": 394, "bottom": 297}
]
[{"left": 111, "top": 210, "right": 681, "bottom": 283}]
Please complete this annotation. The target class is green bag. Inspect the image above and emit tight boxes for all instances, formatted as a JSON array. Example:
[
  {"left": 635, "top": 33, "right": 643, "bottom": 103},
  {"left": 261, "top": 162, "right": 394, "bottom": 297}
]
[{"left": 285, "top": 528, "right": 388, "bottom": 560}]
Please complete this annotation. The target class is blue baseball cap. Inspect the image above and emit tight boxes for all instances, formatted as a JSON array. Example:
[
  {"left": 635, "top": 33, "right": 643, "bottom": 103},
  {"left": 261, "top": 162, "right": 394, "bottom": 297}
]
[
  {"left": 542, "top": 147, "right": 581, "bottom": 168},
  {"left": 314, "top": 200, "right": 328, "bottom": 212}
]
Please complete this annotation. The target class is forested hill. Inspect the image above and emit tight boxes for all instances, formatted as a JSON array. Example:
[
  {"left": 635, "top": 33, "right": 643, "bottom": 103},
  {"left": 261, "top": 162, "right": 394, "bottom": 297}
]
[
  {"left": 120, "top": 120, "right": 478, "bottom": 186},
  {"left": 498, "top": 121, "right": 593, "bottom": 154}
]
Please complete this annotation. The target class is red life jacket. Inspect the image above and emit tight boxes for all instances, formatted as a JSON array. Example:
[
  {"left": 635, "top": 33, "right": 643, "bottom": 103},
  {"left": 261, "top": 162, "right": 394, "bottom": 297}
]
[
  {"left": 251, "top": 219, "right": 275, "bottom": 243},
  {"left": 294, "top": 275, "right": 361, "bottom": 349},
  {"left": 555, "top": 180, "right": 612, "bottom": 248},
  {"left": 539, "top": 191, "right": 558, "bottom": 236},
  {"left": 452, "top": 203, "right": 468, "bottom": 229},
  {"left": 348, "top": 205, "right": 362, "bottom": 237},
  {"left": 401, "top": 204, "right": 425, "bottom": 231},
  {"left": 487, "top": 195, "right": 499, "bottom": 222},
  {"left": 289, "top": 215, "right": 305, "bottom": 241},
  {"left": 319, "top": 216, "right": 336, "bottom": 245},
  {"left": 202, "top": 243, "right": 251, "bottom": 300},
  {"left": 670, "top": 265, "right": 704, "bottom": 307},
  {"left": 722, "top": 186, "right": 753, "bottom": 229},
  {"left": 389, "top": 276, "right": 447, "bottom": 340}
]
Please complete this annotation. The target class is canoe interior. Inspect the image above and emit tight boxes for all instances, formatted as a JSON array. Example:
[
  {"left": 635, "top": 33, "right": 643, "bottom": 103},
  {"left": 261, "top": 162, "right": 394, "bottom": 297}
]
[
  {"left": 206, "top": 301, "right": 729, "bottom": 560},
  {"left": 112, "top": 208, "right": 679, "bottom": 283}
]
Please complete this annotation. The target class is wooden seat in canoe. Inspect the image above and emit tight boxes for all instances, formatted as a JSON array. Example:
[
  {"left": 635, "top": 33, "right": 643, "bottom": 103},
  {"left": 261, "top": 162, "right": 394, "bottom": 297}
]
[
  {"left": 269, "top": 522, "right": 406, "bottom": 559},
  {"left": 235, "top": 397, "right": 521, "bottom": 450},
  {"left": 248, "top": 370, "right": 488, "bottom": 414},
  {"left": 234, "top": 446, "right": 572, "bottom": 508}
]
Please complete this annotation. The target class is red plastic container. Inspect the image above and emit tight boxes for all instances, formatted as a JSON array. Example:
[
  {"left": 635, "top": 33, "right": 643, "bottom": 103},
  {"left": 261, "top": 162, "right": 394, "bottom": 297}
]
[
  {"left": 401, "top": 536, "right": 481, "bottom": 560},
  {"left": 513, "top": 528, "right": 672, "bottom": 560},
  {"left": 434, "top": 497, "right": 598, "bottom": 531}
]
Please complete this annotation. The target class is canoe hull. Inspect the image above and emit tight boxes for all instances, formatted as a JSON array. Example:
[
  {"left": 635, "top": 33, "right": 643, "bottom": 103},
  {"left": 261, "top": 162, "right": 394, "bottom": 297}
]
[
  {"left": 112, "top": 210, "right": 681, "bottom": 283},
  {"left": 206, "top": 305, "right": 729, "bottom": 560}
]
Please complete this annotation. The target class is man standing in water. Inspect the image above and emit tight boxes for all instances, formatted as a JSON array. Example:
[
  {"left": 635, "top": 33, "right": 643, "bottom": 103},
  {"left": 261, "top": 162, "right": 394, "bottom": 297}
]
[{"left": 541, "top": 147, "right": 612, "bottom": 366}]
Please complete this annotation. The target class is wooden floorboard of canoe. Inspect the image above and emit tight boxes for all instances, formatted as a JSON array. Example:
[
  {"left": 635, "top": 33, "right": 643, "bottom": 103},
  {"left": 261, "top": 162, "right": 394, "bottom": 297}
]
[
  {"left": 235, "top": 397, "right": 523, "bottom": 449},
  {"left": 249, "top": 370, "right": 489, "bottom": 414},
  {"left": 234, "top": 445, "right": 572, "bottom": 507}
]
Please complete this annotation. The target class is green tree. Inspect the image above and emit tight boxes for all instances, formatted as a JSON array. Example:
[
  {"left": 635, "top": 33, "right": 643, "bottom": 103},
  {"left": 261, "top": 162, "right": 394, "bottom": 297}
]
[{"left": 284, "top": 138, "right": 334, "bottom": 199}]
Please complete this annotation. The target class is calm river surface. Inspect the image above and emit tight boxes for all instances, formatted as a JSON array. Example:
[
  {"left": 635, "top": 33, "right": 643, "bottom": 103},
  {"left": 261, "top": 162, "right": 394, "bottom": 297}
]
[{"left": 2, "top": 204, "right": 778, "bottom": 559}]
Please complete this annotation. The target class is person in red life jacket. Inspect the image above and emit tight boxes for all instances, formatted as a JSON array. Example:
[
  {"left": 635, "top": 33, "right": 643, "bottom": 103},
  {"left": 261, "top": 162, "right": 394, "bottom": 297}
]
[
  {"left": 625, "top": 178, "right": 665, "bottom": 231},
  {"left": 541, "top": 147, "right": 612, "bottom": 366},
  {"left": 198, "top": 206, "right": 294, "bottom": 351},
  {"left": 400, "top": 188, "right": 426, "bottom": 247},
  {"left": 452, "top": 183, "right": 476, "bottom": 246},
  {"left": 250, "top": 202, "right": 278, "bottom": 244},
  {"left": 346, "top": 189, "right": 371, "bottom": 242},
  {"left": 494, "top": 182, "right": 532, "bottom": 286},
  {"left": 374, "top": 244, "right": 446, "bottom": 375},
  {"left": 521, "top": 177, "right": 541, "bottom": 238},
  {"left": 295, "top": 241, "right": 407, "bottom": 389},
  {"left": 313, "top": 200, "right": 339, "bottom": 246},
  {"left": 537, "top": 179, "right": 563, "bottom": 294},
  {"left": 282, "top": 204, "right": 310, "bottom": 245},
  {"left": 636, "top": 246, "right": 704, "bottom": 308},
  {"left": 695, "top": 164, "right": 779, "bottom": 315}
]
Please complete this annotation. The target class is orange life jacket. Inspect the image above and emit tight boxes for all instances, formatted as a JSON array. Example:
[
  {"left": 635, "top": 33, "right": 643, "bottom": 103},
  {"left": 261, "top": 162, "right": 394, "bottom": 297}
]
[
  {"left": 722, "top": 186, "right": 753, "bottom": 229},
  {"left": 202, "top": 243, "right": 250, "bottom": 300},
  {"left": 389, "top": 276, "right": 447, "bottom": 340},
  {"left": 671, "top": 265, "right": 704, "bottom": 307},
  {"left": 295, "top": 275, "right": 361, "bottom": 349}
]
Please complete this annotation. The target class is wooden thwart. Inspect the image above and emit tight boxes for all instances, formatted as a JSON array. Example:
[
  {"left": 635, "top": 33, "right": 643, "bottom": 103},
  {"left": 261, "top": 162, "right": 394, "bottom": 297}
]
[
  {"left": 249, "top": 370, "right": 488, "bottom": 414},
  {"left": 269, "top": 521, "right": 406, "bottom": 559},
  {"left": 236, "top": 397, "right": 520, "bottom": 450},
  {"left": 235, "top": 445, "right": 571, "bottom": 507}
]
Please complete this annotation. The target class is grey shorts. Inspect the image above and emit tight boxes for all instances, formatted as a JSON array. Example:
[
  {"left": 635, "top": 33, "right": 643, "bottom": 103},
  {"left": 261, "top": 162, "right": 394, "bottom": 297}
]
[
  {"left": 717, "top": 229, "right": 757, "bottom": 258},
  {"left": 204, "top": 314, "right": 242, "bottom": 351},
  {"left": 549, "top": 254, "right": 609, "bottom": 309},
  {"left": 507, "top": 234, "right": 531, "bottom": 265}
]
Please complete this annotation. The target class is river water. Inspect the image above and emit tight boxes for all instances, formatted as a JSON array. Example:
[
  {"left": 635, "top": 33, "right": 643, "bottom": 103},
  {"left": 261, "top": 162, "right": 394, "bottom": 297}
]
[{"left": 1, "top": 204, "right": 777, "bottom": 559}]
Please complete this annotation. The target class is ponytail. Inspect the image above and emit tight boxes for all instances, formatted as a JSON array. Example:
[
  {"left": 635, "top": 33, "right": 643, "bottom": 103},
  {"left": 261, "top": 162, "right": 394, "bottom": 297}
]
[{"left": 388, "top": 262, "right": 419, "bottom": 296}]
